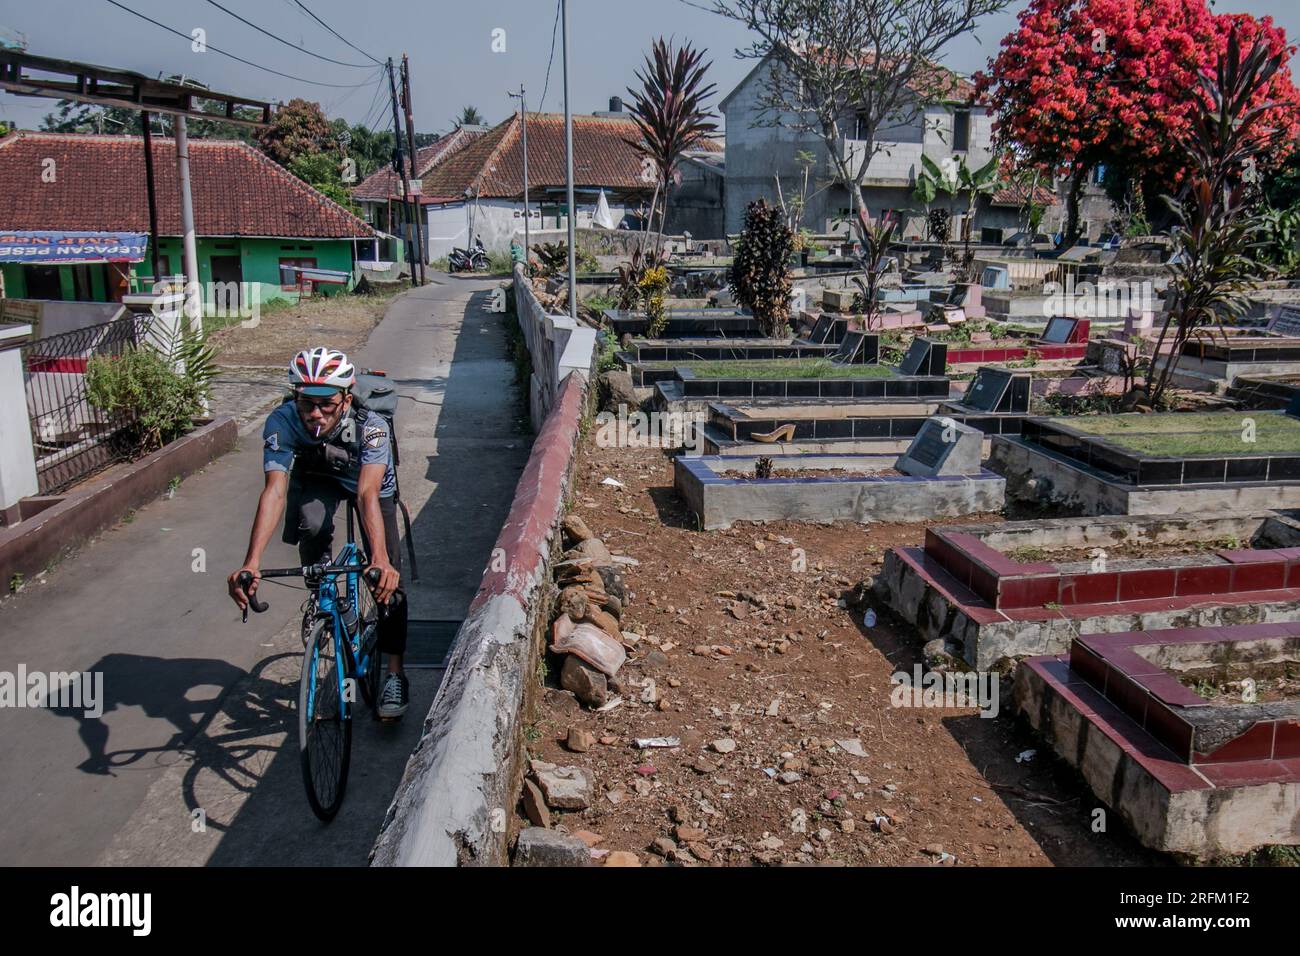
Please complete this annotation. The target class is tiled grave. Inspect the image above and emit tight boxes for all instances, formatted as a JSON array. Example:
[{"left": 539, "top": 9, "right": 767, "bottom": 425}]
[
  {"left": 603, "top": 308, "right": 763, "bottom": 338},
  {"left": 699, "top": 366, "right": 1032, "bottom": 455},
  {"left": 675, "top": 417, "right": 1004, "bottom": 530},
  {"left": 990, "top": 410, "right": 1300, "bottom": 515},
  {"left": 877, "top": 511, "right": 1300, "bottom": 669},
  {"left": 944, "top": 317, "right": 1091, "bottom": 367},
  {"left": 1016, "top": 622, "right": 1300, "bottom": 858}
]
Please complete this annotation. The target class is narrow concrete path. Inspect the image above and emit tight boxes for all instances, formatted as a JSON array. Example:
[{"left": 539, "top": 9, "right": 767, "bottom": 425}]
[{"left": 0, "top": 276, "right": 530, "bottom": 865}]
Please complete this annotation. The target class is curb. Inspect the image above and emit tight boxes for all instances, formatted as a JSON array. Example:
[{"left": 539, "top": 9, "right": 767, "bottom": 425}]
[{"left": 0, "top": 417, "right": 238, "bottom": 588}]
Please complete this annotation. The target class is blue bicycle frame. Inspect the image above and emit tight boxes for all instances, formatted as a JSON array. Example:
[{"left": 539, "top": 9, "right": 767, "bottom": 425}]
[{"left": 304, "top": 544, "right": 382, "bottom": 725}]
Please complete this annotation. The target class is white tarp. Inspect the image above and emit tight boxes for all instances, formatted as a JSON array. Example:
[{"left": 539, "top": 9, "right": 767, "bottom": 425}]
[{"left": 593, "top": 189, "right": 615, "bottom": 229}]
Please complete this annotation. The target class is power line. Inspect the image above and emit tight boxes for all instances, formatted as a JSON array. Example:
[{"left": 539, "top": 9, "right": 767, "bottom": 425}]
[
  {"left": 290, "top": 0, "right": 384, "bottom": 67},
  {"left": 102, "top": 0, "right": 376, "bottom": 88},
  {"left": 201, "top": 0, "right": 375, "bottom": 68},
  {"left": 540, "top": 0, "right": 561, "bottom": 111}
]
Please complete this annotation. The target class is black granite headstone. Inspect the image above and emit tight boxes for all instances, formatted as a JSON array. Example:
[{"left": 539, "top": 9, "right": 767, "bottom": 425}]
[
  {"left": 1040, "top": 316, "right": 1078, "bottom": 345},
  {"left": 908, "top": 426, "right": 949, "bottom": 468},
  {"left": 897, "top": 338, "right": 947, "bottom": 376},
  {"left": 962, "top": 367, "right": 1013, "bottom": 412},
  {"left": 806, "top": 315, "right": 834, "bottom": 344}
]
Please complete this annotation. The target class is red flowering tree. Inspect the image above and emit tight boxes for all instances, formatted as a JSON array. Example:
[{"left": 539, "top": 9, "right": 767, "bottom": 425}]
[{"left": 975, "top": 0, "right": 1300, "bottom": 246}]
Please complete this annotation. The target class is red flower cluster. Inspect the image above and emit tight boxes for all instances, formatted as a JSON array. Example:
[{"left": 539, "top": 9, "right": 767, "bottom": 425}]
[{"left": 973, "top": 0, "right": 1300, "bottom": 182}]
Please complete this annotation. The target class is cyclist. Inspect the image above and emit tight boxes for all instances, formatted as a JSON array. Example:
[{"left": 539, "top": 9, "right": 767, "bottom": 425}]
[{"left": 227, "top": 347, "right": 409, "bottom": 718}]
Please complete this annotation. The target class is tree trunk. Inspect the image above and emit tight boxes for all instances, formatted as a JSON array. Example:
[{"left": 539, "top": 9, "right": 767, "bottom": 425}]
[{"left": 1062, "top": 164, "right": 1089, "bottom": 249}]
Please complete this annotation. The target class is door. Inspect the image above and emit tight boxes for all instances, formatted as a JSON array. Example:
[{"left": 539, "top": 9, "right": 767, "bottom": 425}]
[{"left": 209, "top": 255, "right": 243, "bottom": 307}]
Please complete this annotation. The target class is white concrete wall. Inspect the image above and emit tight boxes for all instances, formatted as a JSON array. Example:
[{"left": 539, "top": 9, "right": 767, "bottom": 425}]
[{"left": 0, "top": 323, "right": 40, "bottom": 519}]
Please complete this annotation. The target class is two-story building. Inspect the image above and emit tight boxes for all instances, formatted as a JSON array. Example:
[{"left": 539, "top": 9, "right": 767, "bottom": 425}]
[{"left": 721, "top": 54, "right": 1041, "bottom": 242}]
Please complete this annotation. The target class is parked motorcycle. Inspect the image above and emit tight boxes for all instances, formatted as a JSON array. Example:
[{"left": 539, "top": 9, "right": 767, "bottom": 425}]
[{"left": 448, "top": 237, "right": 488, "bottom": 273}]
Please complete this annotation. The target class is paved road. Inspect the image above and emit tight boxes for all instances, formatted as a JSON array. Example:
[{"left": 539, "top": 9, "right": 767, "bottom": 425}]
[{"left": 0, "top": 276, "right": 531, "bottom": 865}]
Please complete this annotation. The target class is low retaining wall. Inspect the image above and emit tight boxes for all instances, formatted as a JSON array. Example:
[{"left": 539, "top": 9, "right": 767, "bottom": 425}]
[
  {"left": 513, "top": 264, "right": 597, "bottom": 431},
  {"left": 371, "top": 371, "right": 590, "bottom": 866},
  {"left": 0, "top": 417, "right": 237, "bottom": 588}
]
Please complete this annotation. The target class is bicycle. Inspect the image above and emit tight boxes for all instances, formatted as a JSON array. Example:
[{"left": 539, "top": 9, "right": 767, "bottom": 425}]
[{"left": 237, "top": 500, "right": 386, "bottom": 822}]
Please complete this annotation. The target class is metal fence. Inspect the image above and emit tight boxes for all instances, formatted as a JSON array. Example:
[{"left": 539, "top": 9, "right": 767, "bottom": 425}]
[{"left": 22, "top": 312, "right": 153, "bottom": 495}]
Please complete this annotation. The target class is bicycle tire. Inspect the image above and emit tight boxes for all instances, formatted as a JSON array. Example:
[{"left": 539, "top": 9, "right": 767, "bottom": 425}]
[
  {"left": 355, "top": 582, "right": 382, "bottom": 710},
  {"left": 298, "top": 618, "right": 352, "bottom": 822}
]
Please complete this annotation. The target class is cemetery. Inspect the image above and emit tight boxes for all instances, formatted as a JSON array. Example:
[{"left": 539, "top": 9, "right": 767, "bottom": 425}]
[{"left": 513, "top": 4, "right": 1300, "bottom": 868}]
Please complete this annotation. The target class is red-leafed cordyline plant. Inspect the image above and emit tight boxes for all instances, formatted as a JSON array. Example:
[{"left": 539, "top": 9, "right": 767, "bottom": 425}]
[
  {"left": 1145, "top": 27, "right": 1289, "bottom": 409},
  {"left": 851, "top": 209, "right": 900, "bottom": 332},
  {"left": 624, "top": 37, "right": 719, "bottom": 255}
]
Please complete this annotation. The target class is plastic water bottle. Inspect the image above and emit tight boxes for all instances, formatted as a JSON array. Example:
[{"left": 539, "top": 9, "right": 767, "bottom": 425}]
[
  {"left": 340, "top": 604, "right": 360, "bottom": 637},
  {"left": 864, "top": 609, "right": 877, "bottom": 628}
]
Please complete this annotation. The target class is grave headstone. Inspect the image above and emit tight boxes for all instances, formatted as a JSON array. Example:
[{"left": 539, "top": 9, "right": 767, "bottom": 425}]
[
  {"left": 833, "top": 330, "right": 879, "bottom": 364},
  {"left": 1040, "top": 316, "right": 1079, "bottom": 345},
  {"left": 805, "top": 315, "right": 834, "bottom": 344},
  {"left": 895, "top": 416, "right": 984, "bottom": 477},
  {"left": 898, "top": 338, "right": 948, "bottom": 377},
  {"left": 982, "top": 264, "right": 1011, "bottom": 290},
  {"left": 1270, "top": 305, "right": 1300, "bottom": 338},
  {"left": 958, "top": 367, "right": 1030, "bottom": 414}
]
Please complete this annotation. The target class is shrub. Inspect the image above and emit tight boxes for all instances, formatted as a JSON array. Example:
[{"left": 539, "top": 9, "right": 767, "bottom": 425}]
[
  {"left": 729, "top": 199, "right": 794, "bottom": 337},
  {"left": 85, "top": 346, "right": 206, "bottom": 454},
  {"left": 639, "top": 265, "right": 670, "bottom": 337}
]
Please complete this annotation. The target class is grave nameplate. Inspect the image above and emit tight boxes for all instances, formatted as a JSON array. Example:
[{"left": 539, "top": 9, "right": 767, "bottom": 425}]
[
  {"left": 807, "top": 315, "right": 834, "bottom": 344},
  {"left": 1040, "top": 316, "right": 1078, "bottom": 345},
  {"left": 834, "top": 330, "right": 875, "bottom": 364},
  {"left": 962, "top": 367, "right": 1013, "bottom": 413},
  {"left": 896, "top": 416, "right": 984, "bottom": 477},
  {"left": 898, "top": 338, "right": 946, "bottom": 376},
  {"left": 1272, "top": 305, "right": 1300, "bottom": 338}
]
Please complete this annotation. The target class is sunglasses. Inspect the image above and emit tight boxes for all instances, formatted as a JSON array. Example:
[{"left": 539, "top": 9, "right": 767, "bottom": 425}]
[{"left": 295, "top": 395, "right": 343, "bottom": 414}]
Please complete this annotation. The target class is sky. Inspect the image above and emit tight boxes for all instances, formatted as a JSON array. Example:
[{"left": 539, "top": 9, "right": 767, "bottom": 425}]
[{"left": 1, "top": 0, "right": 1298, "bottom": 137}]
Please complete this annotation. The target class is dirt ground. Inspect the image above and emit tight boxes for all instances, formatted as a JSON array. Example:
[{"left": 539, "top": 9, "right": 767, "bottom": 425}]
[
  {"left": 519, "top": 434, "right": 1164, "bottom": 867},
  {"left": 208, "top": 290, "right": 396, "bottom": 368}
]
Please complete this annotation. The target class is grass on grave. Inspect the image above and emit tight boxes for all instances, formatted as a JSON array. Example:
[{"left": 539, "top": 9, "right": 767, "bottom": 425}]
[{"left": 1056, "top": 411, "right": 1300, "bottom": 456}]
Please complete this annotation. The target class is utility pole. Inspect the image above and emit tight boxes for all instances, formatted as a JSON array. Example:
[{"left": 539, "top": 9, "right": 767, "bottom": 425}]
[
  {"left": 400, "top": 54, "right": 426, "bottom": 285},
  {"left": 561, "top": 0, "right": 576, "bottom": 319},
  {"left": 508, "top": 85, "right": 530, "bottom": 268},
  {"left": 174, "top": 114, "right": 202, "bottom": 335},
  {"left": 386, "top": 57, "right": 418, "bottom": 288},
  {"left": 140, "top": 110, "right": 162, "bottom": 283}
]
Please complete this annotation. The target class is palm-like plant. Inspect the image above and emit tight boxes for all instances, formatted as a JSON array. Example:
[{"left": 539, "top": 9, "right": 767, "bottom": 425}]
[
  {"left": 1145, "top": 27, "right": 1285, "bottom": 407},
  {"left": 852, "top": 211, "right": 901, "bottom": 331},
  {"left": 455, "top": 106, "right": 485, "bottom": 127},
  {"left": 625, "top": 38, "right": 718, "bottom": 248}
]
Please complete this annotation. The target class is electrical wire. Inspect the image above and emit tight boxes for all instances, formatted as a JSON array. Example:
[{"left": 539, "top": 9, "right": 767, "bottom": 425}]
[
  {"left": 539, "top": 0, "right": 561, "bottom": 112},
  {"left": 202, "top": 0, "right": 375, "bottom": 68},
  {"left": 289, "top": 0, "right": 384, "bottom": 67},
  {"left": 102, "top": 0, "right": 377, "bottom": 88}
]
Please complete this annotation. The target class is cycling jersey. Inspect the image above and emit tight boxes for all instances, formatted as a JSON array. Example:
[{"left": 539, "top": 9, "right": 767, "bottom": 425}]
[{"left": 262, "top": 401, "right": 397, "bottom": 498}]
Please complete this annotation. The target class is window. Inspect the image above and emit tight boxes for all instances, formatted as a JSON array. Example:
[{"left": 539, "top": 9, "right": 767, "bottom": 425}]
[
  {"left": 854, "top": 111, "right": 869, "bottom": 140},
  {"left": 280, "top": 257, "right": 318, "bottom": 291},
  {"left": 952, "top": 108, "right": 970, "bottom": 152}
]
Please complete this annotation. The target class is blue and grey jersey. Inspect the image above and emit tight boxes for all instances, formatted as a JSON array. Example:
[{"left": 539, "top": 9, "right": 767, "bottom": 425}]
[{"left": 262, "top": 401, "right": 397, "bottom": 498}]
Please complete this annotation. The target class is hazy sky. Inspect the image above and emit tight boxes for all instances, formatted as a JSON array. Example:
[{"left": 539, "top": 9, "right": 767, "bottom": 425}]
[{"left": 2, "top": 0, "right": 1298, "bottom": 136}]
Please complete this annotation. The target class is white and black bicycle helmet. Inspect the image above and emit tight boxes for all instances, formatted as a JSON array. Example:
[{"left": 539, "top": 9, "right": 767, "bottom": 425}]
[{"left": 290, "top": 347, "right": 356, "bottom": 396}]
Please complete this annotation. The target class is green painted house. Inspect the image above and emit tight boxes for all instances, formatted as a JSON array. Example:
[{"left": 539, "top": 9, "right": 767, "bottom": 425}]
[{"left": 0, "top": 131, "right": 375, "bottom": 308}]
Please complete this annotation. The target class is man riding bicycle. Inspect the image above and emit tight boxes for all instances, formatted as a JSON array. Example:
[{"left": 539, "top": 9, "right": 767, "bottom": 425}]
[{"left": 227, "top": 347, "right": 410, "bottom": 718}]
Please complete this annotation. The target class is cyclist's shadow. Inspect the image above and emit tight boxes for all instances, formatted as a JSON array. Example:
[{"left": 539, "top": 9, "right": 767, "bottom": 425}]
[{"left": 46, "top": 652, "right": 274, "bottom": 776}]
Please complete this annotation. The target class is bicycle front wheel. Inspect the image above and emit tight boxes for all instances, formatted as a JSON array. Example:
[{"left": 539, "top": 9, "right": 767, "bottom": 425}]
[{"left": 298, "top": 619, "right": 352, "bottom": 822}]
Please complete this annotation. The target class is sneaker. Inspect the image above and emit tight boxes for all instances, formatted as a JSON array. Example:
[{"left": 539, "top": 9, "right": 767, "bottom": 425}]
[{"left": 378, "top": 671, "right": 409, "bottom": 719}]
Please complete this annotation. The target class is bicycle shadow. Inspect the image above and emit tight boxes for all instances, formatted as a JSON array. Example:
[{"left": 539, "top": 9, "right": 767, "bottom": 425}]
[{"left": 45, "top": 652, "right": 258, "bottom": 778}]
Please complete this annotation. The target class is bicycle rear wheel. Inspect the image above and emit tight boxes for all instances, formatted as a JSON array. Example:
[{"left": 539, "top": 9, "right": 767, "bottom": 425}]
[{"left": 298, "top": 619, "right": 352, "bottom": 822}]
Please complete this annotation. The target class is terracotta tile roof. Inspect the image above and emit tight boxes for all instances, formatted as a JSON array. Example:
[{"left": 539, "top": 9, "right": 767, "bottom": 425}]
[
  {"left": 0, "top": 131, "right": 373, "bottom": 238},
  {"left": 990, "top": 183, "right": 1059, "bottom": 207},
  {"left": 351, "top": 125, "right": 487, "bottom": 202},
  {"left": 419, "top": 112, "right": 723, "bottom": 201}
]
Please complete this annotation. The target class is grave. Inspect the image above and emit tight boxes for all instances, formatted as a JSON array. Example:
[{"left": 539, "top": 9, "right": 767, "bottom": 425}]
[
  {"left": 1017, "top": 621, "right": 1300, "bottom": 858},
  {"left": 603, "top": 307, "right": 762, "bottom": 338},
  {"left": 651, "top": 334, "right": 951, "bottom": 411},
  {"left": 990, "top": 410, "right": 1300, "bottom": 515},
  {"left": 876, "top": 511, "right": 1300, "bottom": 669},
  {"left": 674, "top": 416, "right": 1005, "bottom": 530},
  {"left": 943, "top": 316, "right": 1090, "bottom": 368},
  {"left": 700, "top": 366, "right": 1031, "bottom": 455},
  {"left": 1176, "top": 334, "right": 1300, "bottom": 387}
]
